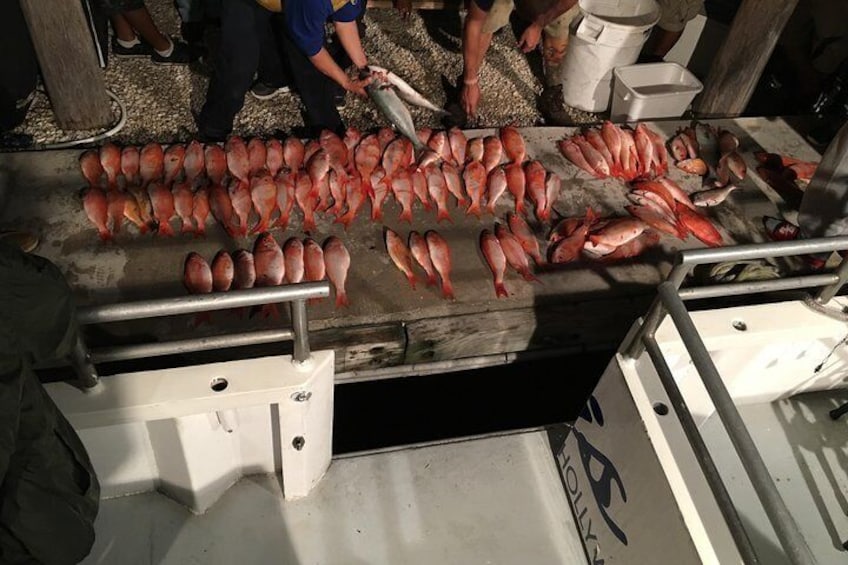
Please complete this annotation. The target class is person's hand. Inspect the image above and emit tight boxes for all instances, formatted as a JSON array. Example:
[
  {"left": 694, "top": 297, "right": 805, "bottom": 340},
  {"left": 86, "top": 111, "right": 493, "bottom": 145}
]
[
  {"left": 344, "top": 75, "right": 372, "bottom": 98},
  {"left": 518, "top": 23, "right": 543, "bottom": 53},
  {"left": 460, "top": 81, "right": 481, "bottom": 119},
  {"left": 394, "top": 0, "right": 412, "bottom": 19}
]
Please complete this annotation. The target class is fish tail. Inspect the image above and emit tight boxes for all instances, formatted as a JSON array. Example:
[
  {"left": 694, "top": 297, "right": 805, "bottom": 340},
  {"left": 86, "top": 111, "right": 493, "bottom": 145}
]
[
  {"left": 181, "top": 220, "right": 195, "bottom": 234},
  {"left": 304, "top": 215, "right": 316, "bottom": 233},
  {"left": 370, "top": 205, "right": 383, "bottom": 222},
  {"left": 406, "top": 273, "right": 417, "bottom": 290},
  {"left": 458, "top": 197, "right": 469, "bottom": 208},
  {"left": 515, "top": 200, "right": 526, "bottom": 215},
  {"left": 334, "top": 212, "right": 353, "bottom": 229},
  {"left": 157, "top": 222, "right": 175, "bottom": 237},
  {"left": 486, "top": 203, "right": 497, "bottom": 215},
  {"left": 494, "top": 281, "right": 508, "bottom": 299},
  {"left": 522, "top": 269, "right": 542, "bottom": 284},
  {"left": 251, "top": 219, "right": 268, "bottom": 235},
  {"left": 399, "top": 208, "right": 413, "bottom": 223},
  {"left": 193, "top": 312, "right": 213, "bottom": 327},
  {"left": 465, "top": 203, "right": 482, "bottom": 218},
  {"left": 335, "top": 291, "right": 350, "bottom": 308},
  {"left": 437, "top": 208, "right": 452, "bottom": 223},
  {"left": 441, "top": 279, "right": 455, "bottom": 300},
  {"left": 426, "top": 273, "right": 438, "bottom": 287},
  {"left": 98, "top": 227, "right": 112, "bottom": 241}
]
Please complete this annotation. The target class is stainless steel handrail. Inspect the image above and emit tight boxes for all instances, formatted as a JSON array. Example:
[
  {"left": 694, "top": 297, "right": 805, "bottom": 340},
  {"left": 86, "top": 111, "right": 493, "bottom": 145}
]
[
  {"left": 624, "top": 236, "right": 848, "bottom": 358},
  {"left": 619, "top": 238, "right": 848, "bottom": 565},
  {"left": 71, "top": 282, "right": 331, "bottom": 388},
  {"left": 656, "top": 283, "right": 815, "bottom": 565}
]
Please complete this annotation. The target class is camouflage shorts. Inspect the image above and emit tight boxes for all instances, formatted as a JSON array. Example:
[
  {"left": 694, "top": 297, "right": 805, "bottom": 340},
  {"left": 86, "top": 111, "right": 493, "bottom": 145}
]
[{"left": 482, "top": 0, "right": 579, "bottom": 40}]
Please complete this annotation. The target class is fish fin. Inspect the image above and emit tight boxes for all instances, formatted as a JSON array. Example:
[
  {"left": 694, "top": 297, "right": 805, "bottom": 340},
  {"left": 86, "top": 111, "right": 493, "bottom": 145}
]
[
  {"left": 522, "top": 270, "right": 542, "bottom": 284},
  {"left": 251, "top": 219, "right": 269, "bottom": 235},
  {"left": 335, "top": 291, "right": 350, "bottom": 308},
  {"left": 157, "top": 222, "right": 175, "bottom": 237},
  {"left": 192, "top": 312, "right": 213, "bottom": 327},
  {"left": 515, "top": 200, "right": 526, "bottom": 215},
  {"left": 441, "top": 279, "right": 455, "bottom": 300},
  {"left": 494, "top": 282, "right": 509, "bottom": 298}
]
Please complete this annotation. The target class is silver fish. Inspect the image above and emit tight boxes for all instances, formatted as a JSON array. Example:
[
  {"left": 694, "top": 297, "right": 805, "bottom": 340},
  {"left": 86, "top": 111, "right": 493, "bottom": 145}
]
[
  {"left": 366, "top": 80, "right": 425, "bottom": 153},
  {"left": 368, "top": 65, "right": 449, "bottom": 116},
  {"left": 692, "top": 185, "right": 738, "bottom": 207}
]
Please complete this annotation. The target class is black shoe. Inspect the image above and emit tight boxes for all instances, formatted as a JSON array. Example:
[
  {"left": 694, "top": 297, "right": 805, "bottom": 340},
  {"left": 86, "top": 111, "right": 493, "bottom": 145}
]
[
  {"left": 539, "top": 84, "right": 572, "bottom": 126},
  {"left": 250, "top": 80, "right": 291, "bottom": 101},
  {"left": 111, "top": 37, "right": 153, "bottom": 58},
  {"left": 151, "top": 38, "right": 194, "bottom": 65}
]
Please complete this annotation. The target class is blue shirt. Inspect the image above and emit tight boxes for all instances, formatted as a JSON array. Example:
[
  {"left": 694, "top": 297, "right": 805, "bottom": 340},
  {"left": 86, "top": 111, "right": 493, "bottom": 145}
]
[{"left": 285, "top": 0, "right": 363, "bottom": 57}]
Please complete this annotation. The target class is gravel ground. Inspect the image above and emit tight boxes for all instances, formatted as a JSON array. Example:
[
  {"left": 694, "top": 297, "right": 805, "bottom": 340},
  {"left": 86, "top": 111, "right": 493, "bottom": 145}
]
[{"left": 4, "top": 1, "right": 598, "bottom": 148}]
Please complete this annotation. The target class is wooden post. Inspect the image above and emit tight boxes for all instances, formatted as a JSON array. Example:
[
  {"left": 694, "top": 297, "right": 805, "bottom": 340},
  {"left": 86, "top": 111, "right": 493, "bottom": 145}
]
[
  {"left": 19, "top": 0, "right": 112, "bottom": 130},
  {"left": 694, "top": 0, "right": 798, "bottom": 118}
]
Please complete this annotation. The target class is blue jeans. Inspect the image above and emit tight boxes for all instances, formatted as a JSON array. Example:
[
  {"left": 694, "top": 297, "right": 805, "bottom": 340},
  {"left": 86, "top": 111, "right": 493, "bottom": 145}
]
[{"left": 174, "top": 0, "right": 220, "bottom": 22}]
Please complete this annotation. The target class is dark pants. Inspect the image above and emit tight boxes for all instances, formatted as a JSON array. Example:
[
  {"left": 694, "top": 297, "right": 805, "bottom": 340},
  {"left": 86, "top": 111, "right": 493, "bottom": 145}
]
[
  {"left": 197, "top": 0, "right": 286, "bottom": 138},
  {"left": 197, "top": 0, "right": 343, "bottom": 139}
]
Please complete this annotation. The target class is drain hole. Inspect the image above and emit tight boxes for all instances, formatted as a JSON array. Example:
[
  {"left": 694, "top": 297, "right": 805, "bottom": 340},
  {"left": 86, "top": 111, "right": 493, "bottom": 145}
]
[
  {"left": 210, "top": 378, "right": 228, "bottom": 392},
  {"left": 653, "top": 402, "right": 669, "bottom": 416},
  {"left": 732, "top": 319, "right": 747, "bottom": 332}
]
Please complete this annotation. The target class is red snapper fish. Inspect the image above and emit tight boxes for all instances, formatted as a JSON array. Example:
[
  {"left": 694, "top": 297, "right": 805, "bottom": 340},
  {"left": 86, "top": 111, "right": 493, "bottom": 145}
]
[
  {"left": 274, "top": 170, "right": 296, "bottom": 229},
  {"left": 283, "top": 238, "right": 305, "bottom": 284},
  {"left": 163, "top": 144, "right": 186, "bottom": 184},
  {"left": 82, "top": 186, "right": 112, "bottom": 241},
  {"left": 524, "top": 160, "right": 547, "bottom": 221},
  {"left": 253, "top": 232, "right": 285, "bottom": 318},
  {"left": 120, "top": 147, "right": 139, "bottom": 185},
  {"left": 495, "top": 223, "right": 539, "bottom": 283},
  {"left": 505, "top": 162, "right": 526, "bottom": 215},
  {"left": 250, "top": 170, "right": 278, "bottom": 234},
  {"left": 81, "top": 150, "right": 104, "bottom": 187},
  {"left": 482, "top": 135, "right": 503, "bottom": 173},
  {"left": 204, "top": 143, "right": 227, "bottom": 184},
  {"left": 425, "top": 165, "right": 451, "bottom": 223},
  {"left": 192, "top": 186, "right": 210, "bottom": 236},
  {"left": 500, "top": 126, "right": 526, "bottom": 164},
  {"left": 441, "top": 162, "right": 467, "bottom": 207},
  {"left": 247, "top": 137, "right": 267, "bottom": 176},
  {"left": 409, "top": 231, "right": 438, "bottom": 287},
  {"left": 99, "top": 142, "right": 122, "bottom": 189},
  {"left": 558, "top": 138, "right": 600, "bottom": 179},
  {"left": 295, "top": 174, "right": 318, "bottom": 232},
  {"left": 324, "top": 236, "right": 351, "bottom": 308},
  {"left": 508, "top": 212, "right": 544, "bottom": 266},
  {"left": 486, "top": 166, "right": 508, "bottom": 214},
  {"left": 463, "top": 160, "right": 487, "bottom": 217},
  {"left": 449, "top": 127, "right": 467, "bottom": 165},
  {"left": 335, "top": 172, "right": 366, "bottom": 229},
  {"left": 266, "top": 138, "right": 284, "bottom": 177},
  {"left": 283, "top": 137, "right": 305, "bottom": 171},
  {"left": 225, "top": 136, "right": 250, "bottom": 183},
  {"left": 171, "top": 180, "right": 195, "bottom": 234},
  {"left": 209, "top": 182, "right": 235, "bottom": 237},
  {"left": 185, "top": 140, "right": 206, "bottom": 182},
  {"left": 140, "top": 142, "right": 164, "bottom": 186},
  {"left": 386, "top": 228, "right": 418, "bottom": 289},
  {"left": 148, "top": 181, "right": 176, "bottom": 236},
  {"left": 391, "top": 167, "right": 415, "bottom": 223},
  {"left": 549, "top": 208, "right": 597, "bottom": 264},
  {"left": 228, "top": 178, "right": 252, "bottom": 237},
  {"left": 676, "top": 203, "right": 724, "bottom": 247},
  {"left": 480, "top": 229, "right": 509, "bottom": 298},
  {"left": 105, "top": 190, "right": 126, "bottom": 235},
  {"left": 184, "top": 252, "right": 214, "bottom": 325},
  {"left": 425, "top": 230, "right": 455, "bottom": 300},
  {"left": 232, "top": 249, "right": 256, "bottom": 290},
  {"left": 211, "top": 250, "right": 234, "bottom": 292}
]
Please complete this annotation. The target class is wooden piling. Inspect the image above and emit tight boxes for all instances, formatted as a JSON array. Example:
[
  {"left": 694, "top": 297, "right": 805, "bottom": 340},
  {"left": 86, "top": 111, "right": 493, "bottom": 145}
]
[
  {"left": 19, "top": 0, "right": 112, "bottom": 130},
  {"left": 694, "top": 0, "right": 799, "bottom": 117}
]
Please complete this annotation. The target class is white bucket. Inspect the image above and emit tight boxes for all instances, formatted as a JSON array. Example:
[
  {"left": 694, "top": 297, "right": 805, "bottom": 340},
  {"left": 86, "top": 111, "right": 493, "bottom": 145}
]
[
  {"left": 560, "top": 0, "right": 659, "bottom": 113},
  {"left": 610, "top": 62, "right": 703, "bottom": 121}
]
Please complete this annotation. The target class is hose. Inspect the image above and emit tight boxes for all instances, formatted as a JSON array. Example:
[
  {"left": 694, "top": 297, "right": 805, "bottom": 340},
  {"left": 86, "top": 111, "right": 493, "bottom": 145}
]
[{"left": 37, "top": 88, "right": 127, "bottom": 150}]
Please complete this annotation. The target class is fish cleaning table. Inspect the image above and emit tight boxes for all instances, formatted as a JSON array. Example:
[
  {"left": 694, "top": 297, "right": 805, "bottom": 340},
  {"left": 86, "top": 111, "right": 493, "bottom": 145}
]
[{"left": 0, "top": 118, "right": 820, "bottom": 380}]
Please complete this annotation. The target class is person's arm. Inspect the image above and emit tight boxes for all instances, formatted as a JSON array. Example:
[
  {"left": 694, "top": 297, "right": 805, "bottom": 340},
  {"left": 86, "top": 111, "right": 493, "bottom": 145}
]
[
  {"left": 333, "top": 19, "right": 367, "bottom": 69},
  {"left": 518, "top": 0, "right": 578, "bottom": 52},
  {"left": 460, "top": 0, "right": 488, "bottom": 118},
  {"left": 309, "top": 47, "right": 369, "bottom": 97}
]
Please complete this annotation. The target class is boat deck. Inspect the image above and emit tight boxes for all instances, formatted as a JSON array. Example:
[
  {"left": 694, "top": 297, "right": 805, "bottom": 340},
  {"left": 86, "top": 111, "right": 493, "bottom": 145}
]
[{"left": 81, "top": 430, "right": 586, "bottom": 565}]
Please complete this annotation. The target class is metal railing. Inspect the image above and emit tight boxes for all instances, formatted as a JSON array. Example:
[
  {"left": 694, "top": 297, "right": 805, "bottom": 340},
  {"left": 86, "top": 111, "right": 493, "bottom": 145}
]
[
  {"left": 623, "top": 236, "right": 848, "bottom": 565},
  {"left": 70, "top": 282, "right": 331, "bottom": 389}
]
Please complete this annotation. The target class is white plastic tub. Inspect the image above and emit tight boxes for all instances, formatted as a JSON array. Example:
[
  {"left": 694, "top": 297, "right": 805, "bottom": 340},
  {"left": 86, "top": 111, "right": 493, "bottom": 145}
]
[
  {"left": 610, "top": 62, "right": 703, "bottom": 121},
  {"left": 560, "top": 0, "right": 659, "bottom": 113}
]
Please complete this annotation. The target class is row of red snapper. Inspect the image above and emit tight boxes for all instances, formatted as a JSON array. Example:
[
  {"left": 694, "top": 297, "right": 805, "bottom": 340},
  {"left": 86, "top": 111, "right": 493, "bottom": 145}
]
[{"left": 79, "top": 126, "right": 561, "bottom": 242}]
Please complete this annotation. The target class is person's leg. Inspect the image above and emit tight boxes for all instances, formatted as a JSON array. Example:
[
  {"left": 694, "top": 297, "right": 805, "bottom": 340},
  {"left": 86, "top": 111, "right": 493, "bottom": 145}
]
[
  {"left": 256, "top": 13, "right": 289, "bottom": 88},
  {"left": 276, "top": 22, "right": 343, "bottom": 136},
  {"left": 121, "top": 6, "right": 171, "bottom": 51},
  {"left": 641, "top": 0, "right": 701, "bottom": 60},
  {"left": 479, "top": 0, "right": 514, "bottom": 59},
  {"left": 197, "top": 0, "right": 263, "bottom": 139},
  {"left": 537, "top": 3, "right": 578, "bottom": 125},
  {"left": 110, "top": 14, "right": 138, "bottom": 42}
]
